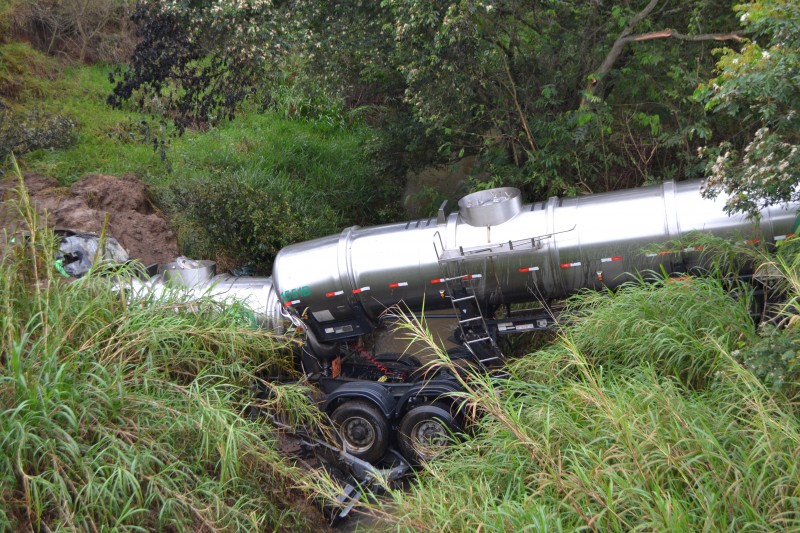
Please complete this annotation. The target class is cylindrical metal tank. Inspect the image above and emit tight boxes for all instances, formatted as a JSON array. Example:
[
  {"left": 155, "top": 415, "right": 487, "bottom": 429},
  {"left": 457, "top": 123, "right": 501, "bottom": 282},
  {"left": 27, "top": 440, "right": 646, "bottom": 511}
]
[
  {"left": 272, "top": 180, "right": 799, "bottom": 343},
  {"left": 125, "top": 260, "right": 287, "bottom": 333}
]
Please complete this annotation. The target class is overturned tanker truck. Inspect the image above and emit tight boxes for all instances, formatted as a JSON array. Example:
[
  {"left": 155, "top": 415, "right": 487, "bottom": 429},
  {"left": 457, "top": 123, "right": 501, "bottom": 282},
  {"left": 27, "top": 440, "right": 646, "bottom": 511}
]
[{"left": 138, "top": 179, "right": 799, "bottom": 467}]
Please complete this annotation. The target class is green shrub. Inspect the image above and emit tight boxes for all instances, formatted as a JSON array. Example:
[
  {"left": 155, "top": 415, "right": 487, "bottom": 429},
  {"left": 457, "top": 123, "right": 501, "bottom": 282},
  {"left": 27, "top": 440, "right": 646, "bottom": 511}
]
[
  {"left": 169, "top": 175, "right": 310, "bottom": 273},
  {"left": 0, "top": 106, "right": 76, "bottom": 160},
  {"left": 156, "top": 114, "right": 402, "bottom": 273},
  {"left": 736, "top": 326, "right": 800, "bottom": 400}
]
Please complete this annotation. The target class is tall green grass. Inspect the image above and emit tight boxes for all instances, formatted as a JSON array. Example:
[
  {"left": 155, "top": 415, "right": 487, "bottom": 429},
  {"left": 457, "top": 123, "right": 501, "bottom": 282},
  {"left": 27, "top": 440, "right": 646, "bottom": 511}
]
[
  {"left": 0, "top": 167, "right": 335, "bottom": 531},
  {"left": 375, "top": 268, "right": 800, "bottom": 531}
]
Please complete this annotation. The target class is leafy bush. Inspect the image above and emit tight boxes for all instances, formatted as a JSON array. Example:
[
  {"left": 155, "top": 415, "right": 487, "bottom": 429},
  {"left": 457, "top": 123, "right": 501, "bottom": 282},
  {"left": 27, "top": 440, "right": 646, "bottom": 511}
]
[
  {"left": 699, "top": 0, "right": 800, "bottom": 215},
  {"left": 736, "top": 326, "right": 800, "bottom": 399},
  {"left": 0, "top": 106, "right": 76, "bottom": 160},
  {"left": 169, "top": 175, "right": 310, "bottom": 273},
  {"left": 156, "top": 114, "right": 402, "bottom": 273}
]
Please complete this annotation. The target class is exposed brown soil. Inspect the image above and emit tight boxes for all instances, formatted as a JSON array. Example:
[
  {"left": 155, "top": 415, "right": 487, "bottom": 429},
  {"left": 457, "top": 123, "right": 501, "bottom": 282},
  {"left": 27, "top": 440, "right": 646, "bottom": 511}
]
[{"left": 1, "top": 172, "right": 178, "bottom": 266}]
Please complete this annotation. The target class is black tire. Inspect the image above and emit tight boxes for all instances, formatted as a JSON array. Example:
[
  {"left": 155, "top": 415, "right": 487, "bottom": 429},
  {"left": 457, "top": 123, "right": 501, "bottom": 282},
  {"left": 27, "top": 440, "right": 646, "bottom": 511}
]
[
  {"left": 330, "top": 400, "right": 389, "bottom": 463},
  {"left": 398, "top": 403, "right": 460, "bottom": 465}
]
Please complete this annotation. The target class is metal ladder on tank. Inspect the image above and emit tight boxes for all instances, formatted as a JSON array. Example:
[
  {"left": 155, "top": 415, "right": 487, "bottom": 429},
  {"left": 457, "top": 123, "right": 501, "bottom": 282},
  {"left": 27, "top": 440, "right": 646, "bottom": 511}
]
[{"left": 434, "top": 233, "right": 505, "bottom": 369}]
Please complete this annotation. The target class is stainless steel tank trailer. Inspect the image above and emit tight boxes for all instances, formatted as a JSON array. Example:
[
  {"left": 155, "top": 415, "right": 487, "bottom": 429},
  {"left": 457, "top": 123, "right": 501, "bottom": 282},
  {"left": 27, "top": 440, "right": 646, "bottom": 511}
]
[{"left": 127, "top": 179, "right": 799, "bottom": 468}]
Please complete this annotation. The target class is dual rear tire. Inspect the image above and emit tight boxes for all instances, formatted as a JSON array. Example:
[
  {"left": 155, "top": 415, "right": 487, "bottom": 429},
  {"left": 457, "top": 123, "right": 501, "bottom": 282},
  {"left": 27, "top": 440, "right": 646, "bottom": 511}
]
[
  {"left": 397, "top": 403, "right": 459, "bottom": 464},
  {"left": 330, "top": 401, "right": 461, "bottom": 465}
]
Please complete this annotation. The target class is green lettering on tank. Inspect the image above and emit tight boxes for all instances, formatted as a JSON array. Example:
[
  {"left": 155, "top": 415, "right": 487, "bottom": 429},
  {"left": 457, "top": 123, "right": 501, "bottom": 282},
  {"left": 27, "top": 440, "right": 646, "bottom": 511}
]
[{"left": 281, "top": 286, "right": 311, "bottom": 301}]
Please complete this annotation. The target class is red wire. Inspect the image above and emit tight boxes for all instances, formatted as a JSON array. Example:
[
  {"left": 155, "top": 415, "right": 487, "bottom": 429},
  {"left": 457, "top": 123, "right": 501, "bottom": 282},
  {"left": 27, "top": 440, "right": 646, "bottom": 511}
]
[{"left": 352, "top": 343, "right": 392, "bottom": 376}]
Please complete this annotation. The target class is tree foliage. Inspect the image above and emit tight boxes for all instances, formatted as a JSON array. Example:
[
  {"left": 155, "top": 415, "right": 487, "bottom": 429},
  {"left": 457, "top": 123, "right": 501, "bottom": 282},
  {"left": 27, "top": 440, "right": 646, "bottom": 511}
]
[
  {"left": 110, "top": 0, "right": 795, "bottom": 204},
  {"left": 343, "top": 0, "right": 741, "bottom": 196},
  {"left": 108, "top": 0, "right": 284, "bottom": 132},
  {"left": 698, "top": 0, "right": 800, "bottom": 215}
]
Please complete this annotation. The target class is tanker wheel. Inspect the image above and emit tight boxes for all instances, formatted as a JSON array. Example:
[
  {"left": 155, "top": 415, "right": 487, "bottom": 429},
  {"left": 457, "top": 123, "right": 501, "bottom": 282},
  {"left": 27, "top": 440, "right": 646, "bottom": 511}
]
[
  {"left": 398, "top": 403, "right": 459, "bottom": 465},
  {"left": 330, "top": 401, "right": 389, "bottom": 463}
]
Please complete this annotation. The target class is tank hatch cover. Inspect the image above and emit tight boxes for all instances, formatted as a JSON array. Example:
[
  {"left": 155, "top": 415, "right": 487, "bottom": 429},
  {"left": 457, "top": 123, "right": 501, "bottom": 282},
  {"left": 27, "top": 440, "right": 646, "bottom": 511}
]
[{"left": 458, "top": 187, "right": 522, "bottom": 227}]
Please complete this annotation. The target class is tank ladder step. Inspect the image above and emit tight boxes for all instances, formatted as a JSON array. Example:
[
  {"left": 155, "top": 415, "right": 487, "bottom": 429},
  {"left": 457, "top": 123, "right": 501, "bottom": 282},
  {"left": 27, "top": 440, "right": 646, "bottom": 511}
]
[{"left": 435, "top": 253, "right": 505, "bottom": 369}]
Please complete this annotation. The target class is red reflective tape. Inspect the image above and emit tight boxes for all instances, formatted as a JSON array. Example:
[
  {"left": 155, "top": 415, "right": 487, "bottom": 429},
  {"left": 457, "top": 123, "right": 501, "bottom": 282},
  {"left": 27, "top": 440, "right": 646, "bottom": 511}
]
[
  {"left": 519, "top": 266, "right": 539, "bottom": 273},
  {"left": 560, "top": 262, "right": 581, "bottom": 269},
  {"left": 389, "top": 281, "right": 409, "bottom": 289},
  {"left": 431, "top": 278, "right": 445, "bottom": 284},
  {"left": 469, "top": 274, "right": 482, "bottom": 279},
  {"left": 325, "top": 290, "right": 344, "bottom": 298},
  {"left": 600, "top": 256, "right": 623, "bottom": 263},
  {"left": 284, "top": 299, "right": 301, "bottom": 306},
  {"left": 352, "top": 286, "right": 371, "bottom": 294},
  {"left": 775, "top": 234, "right": 796, "bottom": 241}
]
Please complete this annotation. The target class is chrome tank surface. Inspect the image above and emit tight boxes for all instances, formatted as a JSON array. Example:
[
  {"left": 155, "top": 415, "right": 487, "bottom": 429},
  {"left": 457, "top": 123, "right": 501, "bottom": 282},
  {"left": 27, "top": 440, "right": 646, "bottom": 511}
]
[
  {"left": 272, "top": 180, "right": 799, "bottom": 342},
  {"left": 126, "top": 261, "right": 287, "bottom": 333}
]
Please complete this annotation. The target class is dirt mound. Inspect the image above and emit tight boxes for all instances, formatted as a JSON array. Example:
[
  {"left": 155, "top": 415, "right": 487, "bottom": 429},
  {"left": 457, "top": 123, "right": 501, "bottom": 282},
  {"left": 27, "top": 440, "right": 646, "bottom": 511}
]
[{"left": 1, "top": 173, "right": 178, "bottom": 266}]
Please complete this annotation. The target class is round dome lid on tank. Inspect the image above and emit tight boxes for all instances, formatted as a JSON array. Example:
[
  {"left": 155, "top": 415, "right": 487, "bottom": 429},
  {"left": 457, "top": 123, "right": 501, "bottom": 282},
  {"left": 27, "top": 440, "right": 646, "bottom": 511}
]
[{"left": 458, "top": 187, "right": 522, "bottom": 227}]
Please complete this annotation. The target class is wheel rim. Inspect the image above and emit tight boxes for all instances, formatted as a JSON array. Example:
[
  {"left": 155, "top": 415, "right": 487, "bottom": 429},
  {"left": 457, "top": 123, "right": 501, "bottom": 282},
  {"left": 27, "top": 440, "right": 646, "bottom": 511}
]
[
  {"left": 409, "top": 419, "right": 449, "bottom": 460},
  {"left": 340, "top": 415, "right": 376, "bottom": 454}
]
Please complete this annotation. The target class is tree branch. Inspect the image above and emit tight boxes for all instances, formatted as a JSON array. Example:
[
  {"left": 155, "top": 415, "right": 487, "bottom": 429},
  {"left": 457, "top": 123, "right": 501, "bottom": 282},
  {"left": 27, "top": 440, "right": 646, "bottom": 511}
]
[
  {"left": 582, "top": 20, "right": 743, "bottom": 107},
  {"left": 501, "top": 54, "right": 538, "bottom": 152}
]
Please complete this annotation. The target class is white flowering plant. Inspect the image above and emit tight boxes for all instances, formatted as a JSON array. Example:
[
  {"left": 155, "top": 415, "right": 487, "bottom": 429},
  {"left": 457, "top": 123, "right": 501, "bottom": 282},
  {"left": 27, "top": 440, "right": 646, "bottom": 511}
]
[{"left": 698, "top": 0, "right": 800, "bottom": 215}]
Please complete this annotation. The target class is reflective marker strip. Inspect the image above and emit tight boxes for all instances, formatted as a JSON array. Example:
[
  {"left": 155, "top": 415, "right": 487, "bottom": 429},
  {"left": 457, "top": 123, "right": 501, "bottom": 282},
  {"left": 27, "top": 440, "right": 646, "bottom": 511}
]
[
  {"left": 352, "top": 286, "right": 371, "bottom": 294},
  {"left": 325, "top": 290, "right": 344, "bottom": 298},
  {"left": 389, "top": 282, "right": 409, "bottom": 288},
  {"left": 468, "top": 273, "right": 482, "bottom": 279},
  {"left": 431, "top": 278, "right": 445, "bottom": 284},
  {"left": 775, "top": 233, "right": 797, "bottom": 241},
  {"left": 519, "top": 266, "right": 540, "bottom": 273},
  {"left": 560, "top": 262, "right": 581, "bottom": 269},
  {"left": 741, "top": 239, "right": 760, "bottom": 245},
  {"left": 647, "top": 248, "right": 699, "bottom": 257},
  {"left": 601, "top": 256, "right": 623, "bottom": 263},
  {"left": 285, "top": 299, "right": 301, "bottom": 306}
]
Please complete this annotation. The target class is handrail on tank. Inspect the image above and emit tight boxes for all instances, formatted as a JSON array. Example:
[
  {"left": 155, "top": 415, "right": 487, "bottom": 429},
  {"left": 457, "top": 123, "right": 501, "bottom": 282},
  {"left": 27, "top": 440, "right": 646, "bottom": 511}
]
[
  {"left": 434, "top": 225, "right": 577, "bottom": 263},
  {"left": 432, "top": 231, "right": 446, "bottom": 261}
]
